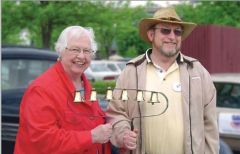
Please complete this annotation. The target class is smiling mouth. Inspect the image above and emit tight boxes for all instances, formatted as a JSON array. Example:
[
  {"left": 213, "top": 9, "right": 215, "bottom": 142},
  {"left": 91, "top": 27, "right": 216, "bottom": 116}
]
[
  {"left": 164, "top": 42, "right": 177, "bottom": 47},
  {"left": 74, "top": 61, "right": 85, "bottom": 66}
]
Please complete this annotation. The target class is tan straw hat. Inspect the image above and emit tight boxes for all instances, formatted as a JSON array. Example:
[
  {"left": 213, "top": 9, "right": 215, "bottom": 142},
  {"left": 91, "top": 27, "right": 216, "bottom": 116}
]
[{"left": 139, "top": 7, "right": 197, "bottom": 43}]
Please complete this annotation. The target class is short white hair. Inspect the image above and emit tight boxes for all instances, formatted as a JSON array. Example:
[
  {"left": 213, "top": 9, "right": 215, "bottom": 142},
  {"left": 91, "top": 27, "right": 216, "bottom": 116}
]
[{"left": 55, "top": 26, "right": 97, "bottom": 55}]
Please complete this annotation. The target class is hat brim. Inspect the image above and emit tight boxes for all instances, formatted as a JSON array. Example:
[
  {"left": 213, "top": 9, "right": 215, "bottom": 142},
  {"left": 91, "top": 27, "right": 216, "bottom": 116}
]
[{"left": 139, "top": 18, "right": 197, "bottom": 43}]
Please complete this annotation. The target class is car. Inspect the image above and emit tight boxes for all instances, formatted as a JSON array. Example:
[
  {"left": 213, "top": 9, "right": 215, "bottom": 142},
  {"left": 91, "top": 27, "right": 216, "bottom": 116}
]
[
  {"left": 85, "top": 60, "right": 120, "bottom": 81},
  {"left": 1, "top": 46, "right": 59, "bottom": 154},
  {"left": 104, "top": 60, "right": 126, "bottom": 75},
  {"left": 211, "top": 73, "right": 240, "bottom": 153}
]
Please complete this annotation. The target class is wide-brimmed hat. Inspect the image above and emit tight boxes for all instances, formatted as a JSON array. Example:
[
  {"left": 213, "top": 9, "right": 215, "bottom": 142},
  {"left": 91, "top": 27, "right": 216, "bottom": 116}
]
[{"left": 139, "top": 7, "right": 197, "bottom": 43}]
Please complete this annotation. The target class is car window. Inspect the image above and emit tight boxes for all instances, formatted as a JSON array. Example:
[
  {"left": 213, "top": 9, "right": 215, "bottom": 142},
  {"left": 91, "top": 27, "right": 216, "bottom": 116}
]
[
  {"left": 214, "top": 82, "right": 240, "bottom": 109},
  {"left": 117, "top": 62, "right": 126, "bottom": 70},
  {"left": 107, "top": 64, "right": 118, "bottom": 72},
  {"left": 90, "top": 63, "right": 111, "bottom": 72},
  {"left": 2, "top": 59, "right": 55, "bottom": 90}
]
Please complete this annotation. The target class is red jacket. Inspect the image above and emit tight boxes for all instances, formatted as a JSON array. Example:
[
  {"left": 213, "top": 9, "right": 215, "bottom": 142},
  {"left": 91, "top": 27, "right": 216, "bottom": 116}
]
[{"left": 14, "top": 62, "right": 111, "bottom": 154}]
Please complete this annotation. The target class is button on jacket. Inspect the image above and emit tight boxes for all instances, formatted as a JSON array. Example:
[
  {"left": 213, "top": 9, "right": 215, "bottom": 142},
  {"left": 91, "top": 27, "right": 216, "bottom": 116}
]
[{"left": 14, "top": 62, "right": 111, "bottom": 154}]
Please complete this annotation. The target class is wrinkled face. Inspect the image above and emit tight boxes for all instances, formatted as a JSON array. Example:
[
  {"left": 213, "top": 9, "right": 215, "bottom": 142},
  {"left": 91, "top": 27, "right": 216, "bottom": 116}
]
[
  {"left": 147, "top": 23, "right": 183, "bottom": 57},
  {"left": 60, "top": 35, "right": 93, "bottom": 77}
]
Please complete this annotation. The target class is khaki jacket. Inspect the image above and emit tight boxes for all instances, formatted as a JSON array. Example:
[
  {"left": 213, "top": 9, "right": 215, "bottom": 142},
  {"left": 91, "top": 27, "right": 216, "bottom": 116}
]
[{"left": 106, "top": 52, "right": 219, "bottom": 154}]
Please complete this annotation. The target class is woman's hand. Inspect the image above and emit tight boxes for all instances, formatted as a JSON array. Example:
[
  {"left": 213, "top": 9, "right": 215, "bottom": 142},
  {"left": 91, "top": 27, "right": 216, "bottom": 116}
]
[{"left": 91, "top": 123, "right": 112, "bottom": 144}]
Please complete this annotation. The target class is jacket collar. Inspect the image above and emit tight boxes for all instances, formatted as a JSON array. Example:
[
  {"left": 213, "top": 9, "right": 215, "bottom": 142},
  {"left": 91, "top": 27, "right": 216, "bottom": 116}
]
[
  {"left": 127, "top": 48, "right": 197, "bottom": 67},
  {"left": 55, "top": 61, "right": 93, "bottom": 105}
]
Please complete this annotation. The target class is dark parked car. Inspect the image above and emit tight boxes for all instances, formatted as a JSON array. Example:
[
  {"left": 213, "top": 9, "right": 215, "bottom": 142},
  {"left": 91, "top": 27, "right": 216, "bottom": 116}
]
[{"left": 2, "top": 46, "right": 59, "bottom": 154}]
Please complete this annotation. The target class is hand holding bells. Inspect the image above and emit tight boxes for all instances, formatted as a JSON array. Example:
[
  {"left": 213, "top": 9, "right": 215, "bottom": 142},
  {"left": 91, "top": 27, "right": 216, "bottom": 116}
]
[{"left": 73, "top": 87, "right": 169, "bottom": 137}]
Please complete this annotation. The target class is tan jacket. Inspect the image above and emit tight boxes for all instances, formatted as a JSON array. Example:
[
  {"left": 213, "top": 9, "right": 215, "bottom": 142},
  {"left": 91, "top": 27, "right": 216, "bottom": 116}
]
[{"left": 106, "top": 52, "right": 219, "bottom": 154}]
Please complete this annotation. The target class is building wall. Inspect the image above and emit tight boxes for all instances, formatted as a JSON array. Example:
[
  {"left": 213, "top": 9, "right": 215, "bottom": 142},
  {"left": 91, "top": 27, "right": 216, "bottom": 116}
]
[{"left": 181, "top": 25, "right": 240, "bottom": 73}]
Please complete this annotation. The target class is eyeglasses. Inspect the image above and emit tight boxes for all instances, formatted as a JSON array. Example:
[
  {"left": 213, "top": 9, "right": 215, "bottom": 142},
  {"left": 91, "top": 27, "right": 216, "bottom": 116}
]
[
  {"left": 154, "top": 27, "right": 184, "bottom": 37},
  {"left": 65, "top": 47, "right": 93, "bottom": 55}
]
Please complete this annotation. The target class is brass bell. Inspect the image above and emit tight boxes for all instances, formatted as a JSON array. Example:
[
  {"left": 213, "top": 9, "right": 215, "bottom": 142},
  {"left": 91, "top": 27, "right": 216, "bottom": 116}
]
[
  {"left": 106, "top": 87, "right": 113, "bottom": 101},
  {"left": 90, "top": 88, "right": 97, "bottom": 102},
  {"left": 136, "top": 90, "right": 144, "bottom": 102},
  {"left": 150, "top": 92, "right": 159, "bottom": 105},
  {"left": 73, "top": 91, "right": 83, "bottom": 103},
  {"left": 121, "top": 89, "right": 128, "bottom": 101}
]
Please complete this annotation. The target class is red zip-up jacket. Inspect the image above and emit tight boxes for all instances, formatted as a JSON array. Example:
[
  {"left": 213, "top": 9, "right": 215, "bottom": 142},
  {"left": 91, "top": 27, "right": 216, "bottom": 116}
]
[{"left": 14, "top": 62, "right": 111, "bottom": 154}]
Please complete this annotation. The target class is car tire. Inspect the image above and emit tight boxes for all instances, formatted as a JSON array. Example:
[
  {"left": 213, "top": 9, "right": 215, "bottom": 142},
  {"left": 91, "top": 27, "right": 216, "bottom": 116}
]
[{"left": 220, "top": 140, "right": 233, "bottom": 154}]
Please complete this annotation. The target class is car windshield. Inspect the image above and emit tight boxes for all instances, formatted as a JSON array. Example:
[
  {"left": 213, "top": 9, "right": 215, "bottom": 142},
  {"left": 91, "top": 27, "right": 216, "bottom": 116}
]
[
  {"left": 117, "top": 62, "right": 126, "bottom": 70},
  {"left": 107, "top": 64, "right": 118, "bottom": 72},
  {"left": 214, "top": 82, "right": 240, "bottom": 109},
  {"left": 90, "top": 63, "right": 111, "bottom": 72},
  {"left": 2, "top": 59, "right": 55, "bottom": 90}
]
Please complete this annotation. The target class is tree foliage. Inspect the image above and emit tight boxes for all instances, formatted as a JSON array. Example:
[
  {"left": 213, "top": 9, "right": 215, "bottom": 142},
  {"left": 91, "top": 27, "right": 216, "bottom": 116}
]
[
  {"left": 176, "top": 1, "right": 240, "bottom": 27},
  {"left": 2, "top": 1, "right": 149, "bottom": 58},
  {"left": 2, "top": 1, "right": 240, "bottom": 58}
]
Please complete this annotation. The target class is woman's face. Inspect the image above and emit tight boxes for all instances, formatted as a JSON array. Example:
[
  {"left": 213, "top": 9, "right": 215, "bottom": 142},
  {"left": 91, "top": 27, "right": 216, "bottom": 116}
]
[{"left": 60, "top": 35, "right": 93, "bottom": 77}]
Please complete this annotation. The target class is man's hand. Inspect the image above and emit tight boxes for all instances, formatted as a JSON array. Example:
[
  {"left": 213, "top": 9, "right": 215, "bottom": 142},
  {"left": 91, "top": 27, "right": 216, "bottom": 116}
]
[
  {"left": 91, "top": 123, "right": 112, "bottom": 144},
  {"left": 123, "top": 129, "right": 138, "bottom": 150}
]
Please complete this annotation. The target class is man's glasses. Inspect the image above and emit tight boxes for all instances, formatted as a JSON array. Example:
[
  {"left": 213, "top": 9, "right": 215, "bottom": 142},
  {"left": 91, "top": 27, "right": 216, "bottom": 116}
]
[
  {"left": 65, "top": 47, "right": 93, "bottom": 55},
  {"left": 154, "top": 27, "right": 184, "bottom": 37}
]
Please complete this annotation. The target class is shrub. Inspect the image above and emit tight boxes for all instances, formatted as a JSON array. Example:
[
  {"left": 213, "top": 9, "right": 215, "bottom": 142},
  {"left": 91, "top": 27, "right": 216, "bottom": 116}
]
[{"left": 91, "top": 80, "right": 116, "bottom": 95}]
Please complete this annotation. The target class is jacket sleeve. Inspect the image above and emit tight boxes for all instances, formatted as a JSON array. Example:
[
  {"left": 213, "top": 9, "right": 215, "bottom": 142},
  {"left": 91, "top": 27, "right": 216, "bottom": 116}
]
[
  {"left": 202, "top": 70, "right": 219, "bottom": 154},
  {"left": 20, "top": 86, "right": 94, "bottom": 153},
  {"left": 106, "top": 66, "right": 133, "bottom": 148}
]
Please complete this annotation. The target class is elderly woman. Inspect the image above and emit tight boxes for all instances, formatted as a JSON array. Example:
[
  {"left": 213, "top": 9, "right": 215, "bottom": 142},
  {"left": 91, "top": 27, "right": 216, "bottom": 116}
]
[{"left": 14, "top": 26, "right": 112, "bottom": 154}]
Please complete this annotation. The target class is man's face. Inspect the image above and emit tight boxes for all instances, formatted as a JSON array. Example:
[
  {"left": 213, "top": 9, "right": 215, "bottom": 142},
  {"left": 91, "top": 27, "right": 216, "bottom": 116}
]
[
  {"left": 60, "top": 34, "right": 93, "bottom": 76},
  {"left": 148, "top": 23, "right": 183, "bottom": 57}
]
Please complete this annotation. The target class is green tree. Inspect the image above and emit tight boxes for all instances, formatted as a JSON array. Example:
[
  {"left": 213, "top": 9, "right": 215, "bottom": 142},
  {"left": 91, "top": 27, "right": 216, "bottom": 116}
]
[
  {"left": 2, "top": 1, "right": 24, "bottom": 44},
  {"left": 2, "top": 1, "right": 149, "bottom": 57},
  {"left": 2, "top": 1, "right": 107, "bottom": 49},
  {"left": 113, "top": 5, "right": 150, "bottom": 56},
  {"left": 176, "top": 1, "right": 240, "bottom": 27},
  {"left": 4, "top": 1, "right": 239, "bottom": 58}
]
